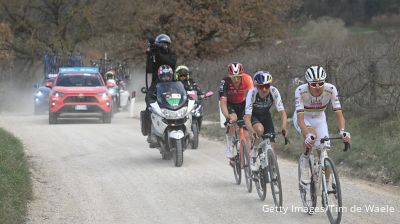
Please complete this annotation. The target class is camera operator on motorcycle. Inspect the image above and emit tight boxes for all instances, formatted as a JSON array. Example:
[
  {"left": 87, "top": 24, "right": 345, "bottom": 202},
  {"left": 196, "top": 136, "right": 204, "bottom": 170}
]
[
  {"left": 143, "top": 34, "right": 177, "bottom": 138},
  {"left": 146, "top": 65, "right": 175, "bottom": 148},
  {"left": 146, "top": 34, "right": 177, "bottom": 100}
]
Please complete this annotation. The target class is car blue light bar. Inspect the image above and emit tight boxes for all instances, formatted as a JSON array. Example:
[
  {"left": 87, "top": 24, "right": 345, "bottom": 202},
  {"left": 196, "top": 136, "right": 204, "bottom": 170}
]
[{"left": 59, "top": 67, "right": 99, "bottom": 74}]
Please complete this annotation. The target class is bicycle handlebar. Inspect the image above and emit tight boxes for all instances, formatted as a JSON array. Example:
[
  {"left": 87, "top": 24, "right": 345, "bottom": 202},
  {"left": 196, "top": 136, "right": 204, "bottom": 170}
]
[
  {"left": 320, "top": 136, "right": 351, "bottom": 152},
  {"left": 224, "top": 119, "right": 245, "bottom": 128},
  {"left": 255, "top": 132, "right": 290, "bottom": 145}
]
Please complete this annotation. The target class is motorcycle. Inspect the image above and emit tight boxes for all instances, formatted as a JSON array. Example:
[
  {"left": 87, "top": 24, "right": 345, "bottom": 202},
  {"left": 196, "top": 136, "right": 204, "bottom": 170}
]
[
  {"left": 187, "top": 90, "right": 214, "bottom": 149},
  {"left": 149, "top": 81, "right": 195, "bottom": 167},
  {"left": 106, "top": 80, "right": 119, "bottom": 114},
  {"left": 117, "top": 80, "right": 131, "bottom": 111}
]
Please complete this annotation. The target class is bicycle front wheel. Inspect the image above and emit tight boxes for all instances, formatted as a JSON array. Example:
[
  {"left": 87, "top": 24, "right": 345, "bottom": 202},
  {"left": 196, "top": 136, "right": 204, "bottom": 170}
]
[
  {"left": 298, "top": 155, "right": 317, "bottom": 215},
  {"left": 232, "top": 139, "right": 241, "bottom": 185},
  {"left": 268, "top": 148, "right": 282, "bottom": 209},
  {"left": 242, "top": 141, "right": 252, "bottom": 193},
  {"left": 322, "top": 157, "right": 342, "bottom": 224}
]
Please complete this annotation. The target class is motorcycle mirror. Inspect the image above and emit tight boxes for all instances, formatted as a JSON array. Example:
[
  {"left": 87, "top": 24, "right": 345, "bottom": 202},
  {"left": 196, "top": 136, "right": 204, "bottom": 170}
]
[
  {"left": 205, "top": 91, "right": 214, "bottom": 98},
  {"left": 141, "top": 87, "right": 147, "bottom": 94},
  {"left": 188, "top": 94, "right": 195, "bottom": 100}
]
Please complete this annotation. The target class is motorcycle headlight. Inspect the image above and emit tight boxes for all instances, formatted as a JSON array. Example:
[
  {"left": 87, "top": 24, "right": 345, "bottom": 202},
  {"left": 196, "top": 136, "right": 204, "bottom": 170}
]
[
  {"left": 52, "top": 91, "right": 64, "bottom": 97},
  {"left": 161, "top": 107, "right": 188, "bottom": 119},
  {"left": 108, "top": 88, "right": 116, "bottom": 94},
  {"left": 35, "top": 91, "right": 43, "bottom": 97}
]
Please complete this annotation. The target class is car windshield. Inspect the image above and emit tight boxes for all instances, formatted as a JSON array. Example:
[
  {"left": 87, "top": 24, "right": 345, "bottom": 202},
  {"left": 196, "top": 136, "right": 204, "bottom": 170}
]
[{"left": 56, "top": 73, "right": 103, "bottom": 87}]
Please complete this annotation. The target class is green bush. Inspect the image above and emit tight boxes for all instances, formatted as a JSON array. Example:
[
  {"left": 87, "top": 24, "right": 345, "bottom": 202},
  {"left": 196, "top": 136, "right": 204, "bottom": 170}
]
[{"left": 0, "top": 128, "right": 32, "bottom": 224}]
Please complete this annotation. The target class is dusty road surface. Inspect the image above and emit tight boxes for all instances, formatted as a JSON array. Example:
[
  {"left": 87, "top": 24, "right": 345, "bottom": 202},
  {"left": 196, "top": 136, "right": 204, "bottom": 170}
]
[{"left": 0, "top": 110, "right": 399, "bottom": 224}]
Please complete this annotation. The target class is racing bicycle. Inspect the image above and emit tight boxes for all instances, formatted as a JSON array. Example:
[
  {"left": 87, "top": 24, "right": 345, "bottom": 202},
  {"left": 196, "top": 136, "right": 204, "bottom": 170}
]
[
  {"left": 251, "top": 132, "right": 288, "bottom": 207},
  {"left": 225, "top": 120, "right": 252, "bottom": 192},
  {"left": 298, "top": 136, "right": 350, "bottom": 224}
]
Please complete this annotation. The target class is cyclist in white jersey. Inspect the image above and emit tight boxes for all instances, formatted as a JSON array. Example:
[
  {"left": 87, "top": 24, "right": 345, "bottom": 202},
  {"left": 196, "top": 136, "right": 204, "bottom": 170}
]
[{"left": 293, "top": 66, "right": 351, "bottom": 184}]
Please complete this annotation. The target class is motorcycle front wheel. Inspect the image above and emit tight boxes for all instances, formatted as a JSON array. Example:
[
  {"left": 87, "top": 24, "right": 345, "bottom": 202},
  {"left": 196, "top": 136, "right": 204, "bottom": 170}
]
[
  {"left": 191, "top": 120, "right": 199, "bottom": 149},
  {"left": 173, "top": 139, "right": 184, "bottom": 167}
]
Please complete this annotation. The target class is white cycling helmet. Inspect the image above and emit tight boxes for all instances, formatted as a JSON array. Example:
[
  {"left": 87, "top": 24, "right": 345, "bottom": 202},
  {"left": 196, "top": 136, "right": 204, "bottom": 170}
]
[{"left": 305, "top": 66, "right": 327, "bottom": 83}]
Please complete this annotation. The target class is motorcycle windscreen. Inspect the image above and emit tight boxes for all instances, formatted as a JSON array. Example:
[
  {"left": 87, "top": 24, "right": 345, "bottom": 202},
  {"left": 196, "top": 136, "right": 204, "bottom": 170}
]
[{"left": 156, "top": 82, "right": 187, "bottom": 110}]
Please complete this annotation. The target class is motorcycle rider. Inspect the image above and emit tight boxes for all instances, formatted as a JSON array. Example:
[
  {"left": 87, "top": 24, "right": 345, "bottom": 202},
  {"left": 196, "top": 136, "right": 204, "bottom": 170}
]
[
  {"left": 105, "top": 70, "right": 120, "bottom": 109},
  {"left": 146, "top": 65, "right": 175, "bottom": 147},
  {"left": 175, "top": 65, "right": 203, "bottom": 97}
]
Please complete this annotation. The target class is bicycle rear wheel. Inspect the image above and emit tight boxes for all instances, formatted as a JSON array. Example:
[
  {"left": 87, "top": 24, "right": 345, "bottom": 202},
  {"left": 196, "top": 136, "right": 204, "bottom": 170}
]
[
  {"left": 242, "top": 141, "right": 252, "bottom": 193},
  {"left": 232, "top": 138, "right": 241, "bottom": 185},
  {"left": 268, "top": 148, "right": 282, "bottom": 209},
  {"left": 322, "top": 157, "right": 342, "bottom": 224},
  {"left": 298, "top": 155, "right": 317, "bottom": 215}
]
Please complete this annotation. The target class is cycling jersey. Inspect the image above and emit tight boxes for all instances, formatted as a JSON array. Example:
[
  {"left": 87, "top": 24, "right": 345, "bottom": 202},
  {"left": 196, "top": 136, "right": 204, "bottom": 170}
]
[
  {"left": 245, "top": 86, "right": 284, "bottom": 137},
  {"left": 295, "top": 83, "right": 341, "bottom": 117},
  {"left": 293, "top": 83, "right": 342, "bottom": 148},
  {"left": 219, "top": 74, "right": 253, "bottom": 104},
  {"left": 245, "top": 86, "right": 284, "bottom": 116}
]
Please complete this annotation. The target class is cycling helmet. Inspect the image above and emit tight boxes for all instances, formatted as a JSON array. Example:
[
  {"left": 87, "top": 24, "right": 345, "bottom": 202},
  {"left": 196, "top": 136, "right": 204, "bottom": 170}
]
[
  {"left": 253, "top": 71, "right": 273, "bottom": 85},
  {"left": 228, "top": 62, "right": 244, "bottom": 76},
  {"left": 305, "top": 66, "right": 326, "bottom": 83},
  {"left": 105, "top": 70, "right": 115, "bottom": 80},
  {"left": 157, "top": 65, "right": 174, "bottom": 82},
  {"left": 155, "top": 34, "right": 171, "bottom": 45},
  {"left": 175, "top": 65, "right": 191, "bottom": 80}
]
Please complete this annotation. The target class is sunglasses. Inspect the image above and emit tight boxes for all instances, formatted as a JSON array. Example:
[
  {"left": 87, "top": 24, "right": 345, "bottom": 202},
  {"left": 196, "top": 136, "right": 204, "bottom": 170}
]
[
  {"left": 257, "top": 83, "right": 271, "bottom": 90},
  {"left": 230, "top": 76, "right": 242, "bottom": 81},
  {"left": 309, "top": 81, "right": 325, "bottom": 88}
]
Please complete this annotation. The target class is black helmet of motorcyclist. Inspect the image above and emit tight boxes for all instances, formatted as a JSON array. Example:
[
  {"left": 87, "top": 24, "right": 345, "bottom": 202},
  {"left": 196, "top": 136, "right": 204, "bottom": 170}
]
[
  {"left": 155, "top": 34, "right": 171, "bottom": 53},
  {"left": 157, "top": 65, "right": 174, "bottom": 82}
]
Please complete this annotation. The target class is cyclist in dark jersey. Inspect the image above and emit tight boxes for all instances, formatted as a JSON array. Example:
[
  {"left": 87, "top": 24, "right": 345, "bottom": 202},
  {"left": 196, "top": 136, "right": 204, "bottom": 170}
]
[
  {"left": 219, "top": 62, "right": 253, "bottom": 164},
  {"left": 244, "top": 71, "right": 288, "bottom": 171}
]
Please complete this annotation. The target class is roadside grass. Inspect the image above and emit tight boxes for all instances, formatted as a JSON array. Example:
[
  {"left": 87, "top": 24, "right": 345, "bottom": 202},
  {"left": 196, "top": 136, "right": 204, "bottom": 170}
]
[
  {"left": 0, "top": 128, "right": 32, "bottom": 224},
  {"left": 201, "top": 112, "right": 400, "bottom": 186}
]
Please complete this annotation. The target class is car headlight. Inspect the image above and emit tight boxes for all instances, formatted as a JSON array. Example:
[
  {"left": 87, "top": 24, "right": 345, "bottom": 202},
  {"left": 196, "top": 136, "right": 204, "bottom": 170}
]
[
  {"left": 52, "top": 91, "right": 64, "bottom": 97},
  {"left": 161, "top": 107, "right": 188, "bottom": 119},
  {"left": 97, "top": 92, "right": 108, "bottom": 99}
]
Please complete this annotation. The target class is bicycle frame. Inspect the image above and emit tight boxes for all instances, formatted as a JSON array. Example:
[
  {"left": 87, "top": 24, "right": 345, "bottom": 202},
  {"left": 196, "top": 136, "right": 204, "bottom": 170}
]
[
  {"left": 308, "top": 145, "right": 329, "bottom": 197},
  {"left": 252, "top": 132, "right": 288, "bottom": 169},
  {"left": 254, "top": 137, "right": 273, "bottom": 170},
  {"left": 228, "top": 120, "right": 249, "bottom": 169}
]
